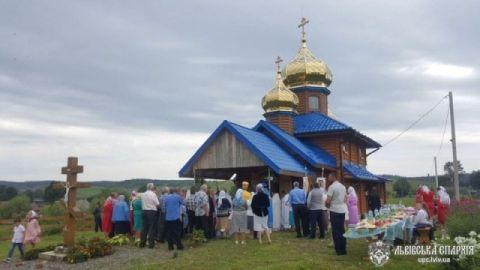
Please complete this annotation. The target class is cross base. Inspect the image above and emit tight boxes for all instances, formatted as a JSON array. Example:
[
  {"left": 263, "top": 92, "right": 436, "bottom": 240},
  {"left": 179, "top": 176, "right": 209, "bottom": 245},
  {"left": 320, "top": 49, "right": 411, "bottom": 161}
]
[{"left": 38, "top": 246, "right": 71, "bottom": 262}]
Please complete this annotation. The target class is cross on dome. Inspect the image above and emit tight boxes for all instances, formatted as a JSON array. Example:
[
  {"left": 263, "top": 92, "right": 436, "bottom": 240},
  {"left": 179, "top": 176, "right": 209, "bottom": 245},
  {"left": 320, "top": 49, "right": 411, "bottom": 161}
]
[
  {"left": 275, "top": 56, "right": 283, "bottom": 73},
  {"left": 298, "top": 17, "right": 309, "bottom": 41}
]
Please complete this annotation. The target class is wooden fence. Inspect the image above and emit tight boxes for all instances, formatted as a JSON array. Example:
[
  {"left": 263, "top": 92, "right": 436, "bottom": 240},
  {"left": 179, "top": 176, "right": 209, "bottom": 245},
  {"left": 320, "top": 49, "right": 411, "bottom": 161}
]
[{"left": 0, "top": 213, "right": 94, "bottom": 241}]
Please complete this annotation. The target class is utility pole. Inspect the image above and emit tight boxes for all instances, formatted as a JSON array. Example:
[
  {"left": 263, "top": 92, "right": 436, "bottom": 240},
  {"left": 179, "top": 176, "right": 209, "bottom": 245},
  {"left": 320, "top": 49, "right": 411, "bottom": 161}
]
[
  {"left": 449, "top": 91, "right": 460, "bottom": 200},
  {"left": 434, "top": 156, "right": 439, "bottom": 189}
]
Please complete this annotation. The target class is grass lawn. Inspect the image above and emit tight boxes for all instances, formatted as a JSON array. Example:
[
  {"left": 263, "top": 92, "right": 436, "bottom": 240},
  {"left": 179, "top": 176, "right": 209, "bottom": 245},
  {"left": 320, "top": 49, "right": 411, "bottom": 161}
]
[
  {"left": 0, "top": 229, "right": 446, "bottom": 270},
  {"left": 129, "top": 231, "right": 443, "bottom": 270},
  {"left": 387, "top": 196, "right": 416, "bottom": 207}
]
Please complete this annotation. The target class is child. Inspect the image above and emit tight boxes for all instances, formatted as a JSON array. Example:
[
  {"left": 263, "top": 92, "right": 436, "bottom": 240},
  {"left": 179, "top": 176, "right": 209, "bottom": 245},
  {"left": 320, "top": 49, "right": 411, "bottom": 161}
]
[
  {"left": 24, "top": 210, "right": 41, "bottom": 248},
  {"left": 3, "top": 218, "right": 25, "bottom": 264}
]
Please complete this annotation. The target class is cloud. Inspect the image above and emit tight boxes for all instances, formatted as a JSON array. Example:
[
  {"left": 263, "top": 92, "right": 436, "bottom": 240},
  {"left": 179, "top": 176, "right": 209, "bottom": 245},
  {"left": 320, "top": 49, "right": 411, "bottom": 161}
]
[
  {"left": 396, "top": 60, "right": 475, "bottom": 79},
  {"left": 0, "top": 0, "right": 479, "bottom": 180}
]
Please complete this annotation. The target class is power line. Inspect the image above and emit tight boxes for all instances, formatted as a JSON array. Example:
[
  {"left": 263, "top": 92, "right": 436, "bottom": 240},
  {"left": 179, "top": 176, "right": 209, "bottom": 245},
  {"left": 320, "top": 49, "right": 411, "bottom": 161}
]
[
  {"left": 382, "top": 94, "right": 449, "bottom": 148},
  {"left": 428, "top": 105, "right": 450, "bottom": 175},
  {"left": 435, "top": 106, "right": 450, "bottom": 157}
]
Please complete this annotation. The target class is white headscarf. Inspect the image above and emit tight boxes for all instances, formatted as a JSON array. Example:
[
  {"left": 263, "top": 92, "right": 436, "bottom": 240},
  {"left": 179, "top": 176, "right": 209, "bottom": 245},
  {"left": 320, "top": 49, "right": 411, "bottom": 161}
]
[
  {"left": 217, "top": 190, "right": 230, "bottom": 208},
  {"left": 347, "top": 186, "right": 357, "bottom": 199},
  {"left": 422, "top": 185, "right": 430, "bottom": 193},
  {"left": 256, "top": 183, "right": 264, "bottom": 193},
  {"left": 438, "top": 186, "right": 451, "bottom": 205},
  {"left": 317, "top": 178, "right": 326, "bottom": 189}
]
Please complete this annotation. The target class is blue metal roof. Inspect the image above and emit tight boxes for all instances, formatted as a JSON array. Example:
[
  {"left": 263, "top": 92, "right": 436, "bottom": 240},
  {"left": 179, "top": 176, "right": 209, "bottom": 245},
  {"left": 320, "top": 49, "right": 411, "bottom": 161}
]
[
  {"left": 342, "top": 161, "right": 385, "bottom": 182},
  {"left": 253, "top": 120, "right": 336, "bottom": 169},
  {"left": 294, "top": 112, "right": 351, "bottom": 134},
  {"left": 294, "top": 112, "right": 382, "bottom": 148},
  {"left": 178, "top": 121, "right": 312, "bottom": 177}
]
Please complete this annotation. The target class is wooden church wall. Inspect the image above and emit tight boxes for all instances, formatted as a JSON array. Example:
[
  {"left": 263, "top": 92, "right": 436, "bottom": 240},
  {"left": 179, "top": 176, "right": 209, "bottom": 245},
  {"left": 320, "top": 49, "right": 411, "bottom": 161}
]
[{"left": 193, "top": 130, "right": 265, "bottom": 170}]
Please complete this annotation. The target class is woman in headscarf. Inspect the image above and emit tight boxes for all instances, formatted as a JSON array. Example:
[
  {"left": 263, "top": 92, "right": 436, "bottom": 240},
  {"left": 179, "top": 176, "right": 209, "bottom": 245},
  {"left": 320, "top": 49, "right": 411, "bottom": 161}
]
[
  {"left": 231, "top": 188, "right": 248, "bottom": 244},
  {"left": 131, "top": 191, "right": 143, "bottom": 242},
  {"left": 112, "top": 195, "right": 130, "bottom": 235},
  {"left": 421, "top": 186, "right": 435, "bottom": 217},
  {"left": 347, "top": 186, "right": 359, "bottom": 226},
  {"left": 436, "top": 186, "right": 450, "bottom": 226},
  {"left": 23, "top": 210, "right": 41, "bottom": 249},
  {"left": 216, "top": 190, "right": 232, "bottom": 238},
  {"left": 102, "top": 193, "right": 117, "bottom": 238},
  {"left": 251, "top": 184, "right": 271, "bottom": 244}
]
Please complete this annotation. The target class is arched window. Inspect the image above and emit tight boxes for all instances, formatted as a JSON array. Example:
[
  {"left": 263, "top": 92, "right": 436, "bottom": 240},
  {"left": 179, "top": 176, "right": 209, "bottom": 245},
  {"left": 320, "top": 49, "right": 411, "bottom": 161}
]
[{"left": 308, "top": 96, "right": 319, "bottom": 111}]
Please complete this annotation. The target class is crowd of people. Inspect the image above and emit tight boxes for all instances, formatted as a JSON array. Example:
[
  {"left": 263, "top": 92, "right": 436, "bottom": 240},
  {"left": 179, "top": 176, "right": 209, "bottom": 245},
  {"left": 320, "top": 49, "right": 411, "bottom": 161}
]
[
  {"left": 2, "top": 176, "right": 453, "bottom": 264},
  {"left": 95, "top": 175, "right": 452, "bottom": 256}
]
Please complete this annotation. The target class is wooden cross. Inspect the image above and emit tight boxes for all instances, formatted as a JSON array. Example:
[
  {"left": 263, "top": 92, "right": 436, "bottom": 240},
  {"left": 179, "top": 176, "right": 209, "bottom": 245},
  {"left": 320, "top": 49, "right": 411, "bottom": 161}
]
[
  {"left": 298, "top": 17, "right": 310, "bottom": 40},
  {"left": 56, "top": 157, "right": 90, "bottom": 247},
  {"left": 275, "top": 56, "right": 283, "bottom": 72}
]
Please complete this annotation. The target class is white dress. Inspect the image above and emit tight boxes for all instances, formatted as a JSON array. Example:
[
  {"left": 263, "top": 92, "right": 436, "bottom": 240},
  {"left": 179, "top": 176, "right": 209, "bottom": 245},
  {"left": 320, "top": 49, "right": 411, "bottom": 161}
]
[
  {"left": 281, "top": 194, "right": 292, "bottom": 230},
  {"left": 272, "top": 193, "right": 281, "bottom": 231}
]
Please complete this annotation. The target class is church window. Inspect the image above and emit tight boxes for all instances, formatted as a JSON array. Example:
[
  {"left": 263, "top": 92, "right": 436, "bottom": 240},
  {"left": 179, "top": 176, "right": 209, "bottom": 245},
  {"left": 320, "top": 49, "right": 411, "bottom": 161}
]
[{"left": 308, "top": 96, "right": 319, "bottom": 111}]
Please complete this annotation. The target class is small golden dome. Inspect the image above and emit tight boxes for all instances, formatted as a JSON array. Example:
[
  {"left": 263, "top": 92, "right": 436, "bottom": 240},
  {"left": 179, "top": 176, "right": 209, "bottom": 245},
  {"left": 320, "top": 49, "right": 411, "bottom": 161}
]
[
  {"left": 262, "top": 72, "right": 299, "bottom": 113},
  {"left": 282, "top": 40, "right": 333, "bottom": 88}
]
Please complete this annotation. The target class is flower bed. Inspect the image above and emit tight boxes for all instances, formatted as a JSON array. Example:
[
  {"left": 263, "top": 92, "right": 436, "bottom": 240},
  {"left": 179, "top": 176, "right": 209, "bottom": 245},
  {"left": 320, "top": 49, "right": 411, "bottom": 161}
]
[
  {"left": 446, "top": 199, "right": 480, "bottom": 238},
  {"left": 435, "top": 231, "right": 480, "bottom": 270},
  {"left": 64, "top": 237, "right": 114, "bottom": 264}
]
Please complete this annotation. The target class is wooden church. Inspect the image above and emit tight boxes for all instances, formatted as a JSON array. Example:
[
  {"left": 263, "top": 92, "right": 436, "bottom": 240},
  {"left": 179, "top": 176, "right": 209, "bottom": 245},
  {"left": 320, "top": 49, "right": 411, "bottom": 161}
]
[{"left": 179, "top": 19, "right": 387, "bottom": 214}]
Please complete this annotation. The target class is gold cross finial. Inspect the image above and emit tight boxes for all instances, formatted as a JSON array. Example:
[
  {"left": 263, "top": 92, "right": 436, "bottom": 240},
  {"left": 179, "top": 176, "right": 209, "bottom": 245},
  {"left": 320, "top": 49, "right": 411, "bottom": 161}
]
[
  {"left": 275, "top": 56, "right": 283, "bottom": 73},
  {"left": 298, "top": 17, "right": 309, "bottom": 41}
]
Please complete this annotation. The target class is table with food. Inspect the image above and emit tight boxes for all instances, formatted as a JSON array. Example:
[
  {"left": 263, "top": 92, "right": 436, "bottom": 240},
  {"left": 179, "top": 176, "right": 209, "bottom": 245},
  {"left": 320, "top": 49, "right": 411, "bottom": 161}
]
[{"left": 343, "top": 204, "right": 417, "bottom": 244}]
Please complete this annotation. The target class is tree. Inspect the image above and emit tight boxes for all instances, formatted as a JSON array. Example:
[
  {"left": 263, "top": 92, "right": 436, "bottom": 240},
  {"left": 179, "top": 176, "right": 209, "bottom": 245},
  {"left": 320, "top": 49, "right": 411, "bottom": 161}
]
[
  {"left": 0, "top": 195, "right": 31, "bottom": 219},
  {"left": 444, "top": 161, "right": 465, "bottom": 181},
  {"left": 393, "top": 178, "right": 411, "bottom": 197},
  {"left": 471, "top": 170, "right": 480, "bottom": 190},
  {"left": 43, "top": 181, "right": 64, "bottom": 203},
  {"left": 0, "top": 185, "right": 18, "bottom": 201}
]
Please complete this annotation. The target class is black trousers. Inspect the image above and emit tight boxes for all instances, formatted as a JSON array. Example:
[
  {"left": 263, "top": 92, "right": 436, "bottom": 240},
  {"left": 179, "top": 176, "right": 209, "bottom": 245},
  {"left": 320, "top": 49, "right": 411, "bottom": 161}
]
[
  {"left": 330, "top": 211, "right": 346, "bottom": 255},
  {"left": 140, "top": 210, "right": 158, "bottom": 248},
  {"left": 186, "top": 210, "right": 195, "bottom": 234},
  {"left": 94, "top": 216, "right": 102, "bottom": 232},
  {"left": 208, "top": 215, "right": 216, "bottom": 239},
  {"left": 165, "top": 219, "right": 184, "bottom": 250},
  {"left": 156, "top": 211, "right": 166, "bottom": 242},
  {"left": 292, "top": 204, "right": 309, "bottom": 236},
  {"left": 195, "top": 215, "right": 209, "bottom": 239},
  {"left": 309, "top": 209, "right": 325, "bottom": 238}
]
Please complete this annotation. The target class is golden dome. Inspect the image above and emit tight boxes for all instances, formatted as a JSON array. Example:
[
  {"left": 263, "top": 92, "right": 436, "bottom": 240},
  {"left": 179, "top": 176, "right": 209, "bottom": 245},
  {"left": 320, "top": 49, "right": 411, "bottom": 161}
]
[
  {"left": 282, "top": 40, "right": 333, "bottom": 88},
  {"left": 262, "top": 72, "right": 299, "bottom": 113}
]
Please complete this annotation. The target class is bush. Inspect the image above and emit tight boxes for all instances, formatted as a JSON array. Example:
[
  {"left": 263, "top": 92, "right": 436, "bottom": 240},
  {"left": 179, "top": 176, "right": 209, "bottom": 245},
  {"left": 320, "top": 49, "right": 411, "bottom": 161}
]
[
  {"left": 436, "top": 232, "right": 480, "bottom": 270},
  {"left": 106, "top": 234, "right": 131, "bottom": 246},
  {"left": 393, "top": 178, "right": 411, "bottom": 197},
  {"left": 64, "top": 237, "right": 113, "bottom": 264},
  {"left": 191, "top": 229, "right": 206, "bottom": 245},
  {"left": 41, "top": 201, "right": 65, "bottom": 216},
  {"left": 0, "top": 195, "right": 31, "bottom": 219},
  {"left": 446, "top": 199, "right": 480, "bottom": 238}
]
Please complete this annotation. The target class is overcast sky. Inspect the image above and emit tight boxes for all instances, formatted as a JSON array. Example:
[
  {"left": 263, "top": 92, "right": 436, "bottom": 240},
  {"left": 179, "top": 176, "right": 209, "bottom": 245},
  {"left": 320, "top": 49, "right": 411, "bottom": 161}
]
[{"left": 1, "top": 1, "right": 479, "bottom": 181}]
